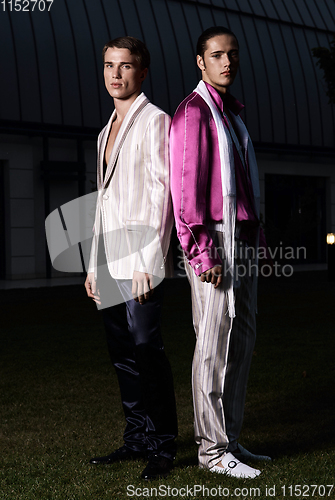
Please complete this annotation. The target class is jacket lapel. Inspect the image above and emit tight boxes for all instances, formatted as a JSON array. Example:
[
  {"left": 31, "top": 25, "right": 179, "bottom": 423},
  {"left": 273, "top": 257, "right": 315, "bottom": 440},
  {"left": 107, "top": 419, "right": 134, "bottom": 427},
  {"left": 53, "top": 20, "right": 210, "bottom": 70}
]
[
  {"left": 101, "top": 93, "right": 150, "bottom": 188},
  {"left": 97, "top": 111, "right": 116, "bottom": 189}
]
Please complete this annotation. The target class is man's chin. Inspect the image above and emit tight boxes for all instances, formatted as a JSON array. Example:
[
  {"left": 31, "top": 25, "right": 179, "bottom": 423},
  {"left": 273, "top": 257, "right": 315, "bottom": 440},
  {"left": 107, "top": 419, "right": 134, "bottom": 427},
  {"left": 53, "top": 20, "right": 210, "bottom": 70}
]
[{"left": 221, "top": 75, "right": 236, "bottom": 86}]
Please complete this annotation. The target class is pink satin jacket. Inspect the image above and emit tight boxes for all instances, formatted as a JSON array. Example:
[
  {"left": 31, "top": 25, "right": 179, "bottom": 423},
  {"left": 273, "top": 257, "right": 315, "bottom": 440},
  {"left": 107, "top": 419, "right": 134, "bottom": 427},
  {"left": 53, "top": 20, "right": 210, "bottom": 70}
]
[{"left": 170, "top": 83, "right": 260, "bottom": 276}]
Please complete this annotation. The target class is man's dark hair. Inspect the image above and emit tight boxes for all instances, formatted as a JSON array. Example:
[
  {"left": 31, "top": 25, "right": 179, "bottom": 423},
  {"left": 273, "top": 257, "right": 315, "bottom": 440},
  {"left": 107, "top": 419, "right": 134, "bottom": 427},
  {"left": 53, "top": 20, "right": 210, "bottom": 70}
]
[
  {"left": 196, "top": 26, "right": 239, "bottom": 59},
  {"left": 102, "top": 36, "right": 150, "bottom": 69}
]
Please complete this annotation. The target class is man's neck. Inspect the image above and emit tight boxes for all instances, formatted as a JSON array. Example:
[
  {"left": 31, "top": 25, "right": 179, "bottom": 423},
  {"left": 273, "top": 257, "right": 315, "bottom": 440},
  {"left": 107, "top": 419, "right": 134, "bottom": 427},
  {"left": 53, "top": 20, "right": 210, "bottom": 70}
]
[
  {"left": 202, "top": 77, "right": 228, "bottom": 101},
  {"left": 113, "top": 90, "right": 142, "bottom": 122},
  {"left": 215, "top": 87, "right": 228, "bottom": 103}
]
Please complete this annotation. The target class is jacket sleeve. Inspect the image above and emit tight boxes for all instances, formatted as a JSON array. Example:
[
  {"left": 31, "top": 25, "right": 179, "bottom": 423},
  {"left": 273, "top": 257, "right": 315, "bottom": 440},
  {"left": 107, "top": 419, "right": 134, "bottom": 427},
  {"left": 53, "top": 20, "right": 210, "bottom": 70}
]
[
  {"left": 169, "top": 97, "right": 222, "bottom": 276},
  {"left": 87, "top": 128, "right": 105, "bottom": 275},
  {"left": 131, "top": 111, "right": 173, "bottom": 277}
]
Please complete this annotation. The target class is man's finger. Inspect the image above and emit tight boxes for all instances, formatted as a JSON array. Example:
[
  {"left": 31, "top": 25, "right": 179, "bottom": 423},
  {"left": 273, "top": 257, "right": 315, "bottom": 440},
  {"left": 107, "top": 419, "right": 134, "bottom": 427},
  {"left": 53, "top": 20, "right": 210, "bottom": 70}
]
[
  {"left": 132, "top": 280, "right": 139, "bottom": 301},
  {"left": 138, "top": 294, "right": 145, "bottom": 305},
  {"left": 143, "top": 277, "right": 150, "bottom": 301},
  {"left": 87, "top": 290, "right": 95, "bottom": 299},
  {"left": 214, "top": 274, "right": 222, "bottom": 288},
  {"left": 85, "top": 276, "right": 96, "bottom": 300},
  {"left": 137, "top": 279, "right": 145, "bottom": 304},
  {"left": 139, "top": 284, "right": 147, "bottom": 305},
  {"left": 149, "top": 276, "right": 155, "bottom": 296}
]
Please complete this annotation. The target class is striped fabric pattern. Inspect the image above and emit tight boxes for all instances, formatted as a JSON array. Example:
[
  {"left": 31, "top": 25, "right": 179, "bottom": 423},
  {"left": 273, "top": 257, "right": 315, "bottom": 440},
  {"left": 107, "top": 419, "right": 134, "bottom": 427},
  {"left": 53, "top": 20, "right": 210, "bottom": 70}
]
[
  {"left": 185, "top": 231, "right": 256, "bottom": 469},
  {"left": 89, "top": 93, "right": 173, "bottom": 280}
]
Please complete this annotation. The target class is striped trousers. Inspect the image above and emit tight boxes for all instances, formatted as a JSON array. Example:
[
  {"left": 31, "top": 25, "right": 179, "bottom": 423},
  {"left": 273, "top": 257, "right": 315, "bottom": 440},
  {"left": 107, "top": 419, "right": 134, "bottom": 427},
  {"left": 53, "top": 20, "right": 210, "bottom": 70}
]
[{"left": 185, "top": 231, "right": 257, "bottom": 469}]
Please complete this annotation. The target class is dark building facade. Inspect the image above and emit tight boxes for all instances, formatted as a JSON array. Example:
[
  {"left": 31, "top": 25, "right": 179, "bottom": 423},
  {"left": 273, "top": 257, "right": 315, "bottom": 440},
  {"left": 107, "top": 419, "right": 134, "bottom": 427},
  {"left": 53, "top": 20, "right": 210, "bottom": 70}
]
[{"left": 0, "top": 0, "right": 334, "bottom": 280}]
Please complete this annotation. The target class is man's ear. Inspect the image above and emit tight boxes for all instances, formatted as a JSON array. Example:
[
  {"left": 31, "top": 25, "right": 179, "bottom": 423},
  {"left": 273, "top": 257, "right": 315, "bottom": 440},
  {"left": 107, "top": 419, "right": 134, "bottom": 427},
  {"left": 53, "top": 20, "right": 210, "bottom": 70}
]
[
  {"left": 140, "top": 68, "right": 148, "bottom": 82},
  {"left": 197, "top": 55, "right": 205, "bottom": 71}
]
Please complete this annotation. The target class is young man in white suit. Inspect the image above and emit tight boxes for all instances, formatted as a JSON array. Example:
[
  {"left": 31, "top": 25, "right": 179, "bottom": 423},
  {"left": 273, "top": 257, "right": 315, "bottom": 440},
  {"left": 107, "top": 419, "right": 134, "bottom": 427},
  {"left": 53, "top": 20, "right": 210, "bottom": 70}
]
[{"left": 85, "top": 36, "right": 177, "bottom": 481}]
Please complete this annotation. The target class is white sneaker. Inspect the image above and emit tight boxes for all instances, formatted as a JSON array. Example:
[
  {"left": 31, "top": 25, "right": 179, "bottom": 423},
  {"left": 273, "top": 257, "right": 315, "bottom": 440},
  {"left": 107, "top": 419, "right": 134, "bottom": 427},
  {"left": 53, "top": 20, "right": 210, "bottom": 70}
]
[
  {"left": 210, "top": 452, "right": 261, "bottom": 479},
  {"left": 234, "top": 444, "right": 271, "bottom": 462}
]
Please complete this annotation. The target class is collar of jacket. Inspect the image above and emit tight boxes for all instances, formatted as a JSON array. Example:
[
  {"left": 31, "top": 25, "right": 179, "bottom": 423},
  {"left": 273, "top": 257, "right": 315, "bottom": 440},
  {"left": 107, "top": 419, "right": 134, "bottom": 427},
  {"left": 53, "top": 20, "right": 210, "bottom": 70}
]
[{"left": 98, "top": 92, "right": 150, "bottom": 189}]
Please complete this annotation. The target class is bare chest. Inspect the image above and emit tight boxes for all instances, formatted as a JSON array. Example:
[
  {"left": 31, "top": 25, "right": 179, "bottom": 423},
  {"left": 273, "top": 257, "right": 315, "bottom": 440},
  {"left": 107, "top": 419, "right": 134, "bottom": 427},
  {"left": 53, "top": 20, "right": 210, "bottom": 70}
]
[{"left": 104, "top": 119, "right": 122, "bottom": 166}]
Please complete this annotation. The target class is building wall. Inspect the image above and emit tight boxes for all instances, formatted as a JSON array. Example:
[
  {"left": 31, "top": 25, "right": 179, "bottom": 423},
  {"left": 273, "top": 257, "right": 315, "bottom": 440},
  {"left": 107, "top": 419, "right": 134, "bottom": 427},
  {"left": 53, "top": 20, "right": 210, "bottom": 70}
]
[
  {"left": 0, "top": 0, "right": 334, "bottom": 279},
  {"left": 0, "top": 137, "right": 96, "bottom": 279},
  {"left": 258, "top": 156, "right": 334, "bottom": 267}
]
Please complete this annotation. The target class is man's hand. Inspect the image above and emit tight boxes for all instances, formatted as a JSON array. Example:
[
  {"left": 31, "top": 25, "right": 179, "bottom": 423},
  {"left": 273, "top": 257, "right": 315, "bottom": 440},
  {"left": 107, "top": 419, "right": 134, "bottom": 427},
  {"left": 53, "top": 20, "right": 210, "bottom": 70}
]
[
  {"left": 200, "top": 265, "right": 222, "bottom": 288},
  {"left": 85, "top": 272, "right": 101, "bottom": 304},
  {"left": 132, "top": 271, "right": 154, "bottom": 305}
]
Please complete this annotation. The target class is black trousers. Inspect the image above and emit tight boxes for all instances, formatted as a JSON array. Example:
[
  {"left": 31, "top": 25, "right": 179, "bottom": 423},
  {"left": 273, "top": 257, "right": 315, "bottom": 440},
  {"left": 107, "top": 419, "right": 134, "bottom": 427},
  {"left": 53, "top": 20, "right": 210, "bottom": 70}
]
[{"left": 99, "top": 275, "right": 178, "bottom": 461}]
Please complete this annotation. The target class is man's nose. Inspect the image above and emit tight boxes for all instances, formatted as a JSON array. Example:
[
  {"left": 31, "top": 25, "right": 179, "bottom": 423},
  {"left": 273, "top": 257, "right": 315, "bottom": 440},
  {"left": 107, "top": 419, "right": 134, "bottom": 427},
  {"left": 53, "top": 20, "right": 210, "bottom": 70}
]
[
  {"left": 222, "top": 54, "right": 230, "bottom": 67},
  {"left": 112, "top": 67, "right": 121, "bottom": 78}
]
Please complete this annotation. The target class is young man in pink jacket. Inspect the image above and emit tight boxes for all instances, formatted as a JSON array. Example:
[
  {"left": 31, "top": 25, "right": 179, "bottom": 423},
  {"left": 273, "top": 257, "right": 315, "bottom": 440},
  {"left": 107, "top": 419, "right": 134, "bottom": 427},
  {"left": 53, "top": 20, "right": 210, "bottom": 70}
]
[{"left": 170, "top": 26, "right": 271, "bottom": 478}]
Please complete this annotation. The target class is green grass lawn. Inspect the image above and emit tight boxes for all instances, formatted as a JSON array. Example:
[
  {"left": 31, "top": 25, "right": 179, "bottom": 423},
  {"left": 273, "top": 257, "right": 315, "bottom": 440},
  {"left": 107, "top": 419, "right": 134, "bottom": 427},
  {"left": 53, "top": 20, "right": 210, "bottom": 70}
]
[{"left": 0, "top": 272, "right": 334, "bottom": 499}]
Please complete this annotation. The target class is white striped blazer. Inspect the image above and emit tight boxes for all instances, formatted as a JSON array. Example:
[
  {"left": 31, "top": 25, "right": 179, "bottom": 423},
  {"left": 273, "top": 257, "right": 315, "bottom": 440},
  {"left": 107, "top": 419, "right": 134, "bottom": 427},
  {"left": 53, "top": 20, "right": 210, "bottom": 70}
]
[{"left": 88, "top": 93, "right": 173, "bottom": 280}]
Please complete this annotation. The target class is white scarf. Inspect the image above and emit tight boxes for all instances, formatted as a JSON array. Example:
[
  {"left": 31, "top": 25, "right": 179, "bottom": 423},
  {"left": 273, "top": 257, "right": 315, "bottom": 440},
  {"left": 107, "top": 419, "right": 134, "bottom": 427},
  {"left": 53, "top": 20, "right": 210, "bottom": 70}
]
[{"left": 194, "top": 80, "right": 260, "bottom": 318}]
